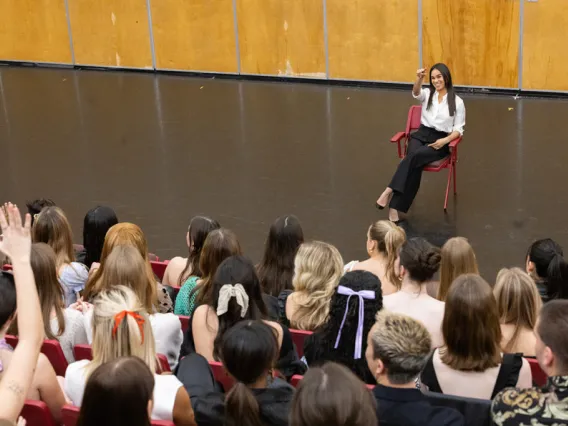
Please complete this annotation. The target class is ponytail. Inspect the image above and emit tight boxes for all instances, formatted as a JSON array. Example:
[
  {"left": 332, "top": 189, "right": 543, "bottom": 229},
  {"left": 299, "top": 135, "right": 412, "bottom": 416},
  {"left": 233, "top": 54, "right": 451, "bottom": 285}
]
[
  {"left": 384, "top": 226, "right": 405, "bottom": 290},
  {"left": 225, "top": 382, "right": 263, "bottom": 426},
  {"left": 546, "top": 253, "right": 568, "bottom": 300}
]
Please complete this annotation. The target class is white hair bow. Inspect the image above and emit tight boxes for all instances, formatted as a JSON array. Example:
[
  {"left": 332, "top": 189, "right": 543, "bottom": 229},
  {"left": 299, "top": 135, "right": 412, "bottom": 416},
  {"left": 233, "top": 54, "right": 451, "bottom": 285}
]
[{"left": 216, "top": 284, "right": 249, "bottom": 318}]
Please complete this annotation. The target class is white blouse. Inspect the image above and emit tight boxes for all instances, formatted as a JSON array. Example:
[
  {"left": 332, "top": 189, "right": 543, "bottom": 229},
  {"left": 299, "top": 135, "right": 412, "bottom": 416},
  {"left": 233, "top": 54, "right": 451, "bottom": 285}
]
[{"left": 413, "top": 88, "right": 466, "bottom": 136}]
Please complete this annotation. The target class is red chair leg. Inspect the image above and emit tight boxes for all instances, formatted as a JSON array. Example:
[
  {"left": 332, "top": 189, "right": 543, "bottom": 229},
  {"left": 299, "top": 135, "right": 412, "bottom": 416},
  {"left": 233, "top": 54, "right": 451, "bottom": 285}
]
[
  {"left": 444, "top": 166, "right": 452, "bottom": 211},
  {"left": 453, "top": 163, "right": 457, "bottom": 194}
]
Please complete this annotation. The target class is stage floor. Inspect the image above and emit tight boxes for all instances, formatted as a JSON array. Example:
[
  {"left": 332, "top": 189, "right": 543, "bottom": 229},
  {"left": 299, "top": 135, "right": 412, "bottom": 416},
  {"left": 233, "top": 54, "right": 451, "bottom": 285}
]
[{"left": 1, "top": 66, "right": 567, "bottom": 281}]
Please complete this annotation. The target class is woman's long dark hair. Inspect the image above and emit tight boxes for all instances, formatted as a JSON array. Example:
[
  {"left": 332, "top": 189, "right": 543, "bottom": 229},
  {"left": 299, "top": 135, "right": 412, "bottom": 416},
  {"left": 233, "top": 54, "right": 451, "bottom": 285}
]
[
  {"left": 427, "top": 63, "right": 457, "bottom": 116},
  {"left": 257, "top": 215, "right": 304, "bottom": 297},
  {"left": 83, "top": 206, "right": 119, "bottom": 268},
  {"left": 77, "top": 357, "right": 154, "bottom": 426},
  {"left": 178, "top": 216, "right": 220, "bottom": 285},
  {"left": 209, "top": 256, "right": 268, "bottom": 360},
  {"left": 220, "top": 320, "right": 279, "bottom": 426},
  {"left": 528, "top": 238, "right": 568, "bottom": 300}
]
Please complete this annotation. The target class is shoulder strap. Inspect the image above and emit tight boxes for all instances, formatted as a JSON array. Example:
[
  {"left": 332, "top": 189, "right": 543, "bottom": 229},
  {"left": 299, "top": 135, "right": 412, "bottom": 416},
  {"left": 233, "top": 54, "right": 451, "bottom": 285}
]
[
  {"left": 492, "top": 353, "right": 523, "bottom": 399},
  {"left": 420, "top": 350, "right": 443, "bottom": 394}
]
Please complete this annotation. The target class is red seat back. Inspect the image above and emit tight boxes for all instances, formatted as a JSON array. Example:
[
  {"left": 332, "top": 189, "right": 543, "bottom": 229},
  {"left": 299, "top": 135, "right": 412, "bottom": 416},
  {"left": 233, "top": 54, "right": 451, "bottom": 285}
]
[
  {"left": 178, "top": 315, "right": 190, "bottom": 333},
  {"left": 527, "top": 358, "right": 547, "bottom": 387},
  {"left": 157, "top": 353, "right": 171, "bottom": 373},
  {"left": 1, "top": 264, "right": 12, "bottom": 271},
  {"left": 289, "top": 329, "right": 313, "bottom": 358},
  {"left": 6, "top": 336, "right": 68, "bottom": 376},
  {"left": 209, "top": 361, "right": 235, "bottom": 392},
  {"left": 73, "top": 344, "right": 93, "bottom": 361},
  {"left": 406, "top": 105, "right": 422, "bottom": 134},
  {"left": 62, "top": 405, "right": 174, "bottom": 426},
  {"left": 151, "top": 260, "right": 169, "bottom": 281},
  {"left": 21, "top": 400, "right": 57, "bottom": 426}
]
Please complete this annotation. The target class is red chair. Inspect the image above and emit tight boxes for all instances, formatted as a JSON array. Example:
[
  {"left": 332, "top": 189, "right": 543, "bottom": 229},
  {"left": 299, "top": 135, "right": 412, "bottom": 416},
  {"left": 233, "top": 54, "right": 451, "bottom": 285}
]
[
  {"left": 1, "top": 264, "right": 12, "bottom": 271},
  {"left": 73, "top": 345, "right": 170, "bottom": 372},
  {"left": 390, "top": 105, "right": 463, "bottom": 211},
  {"left": 526, "top": 357, "right": 547, "bottom": 387},
  {"left": 178, "top": 315, "right": 190, "bottom": 333},
  {"left": 21, "top": 400, "right": 57, "bottom": 426},
  {"left": 151, "top": 260, "right": 169, "bottom": 281},
  {"left": 62, "top": 405, "right": 174, "bottom": 426},
  {"left": 157, "top": 353, "right": 171, "bottom": 373},
  {"left": 290, "top": 329, "right": 313, "bottom": 358},
  {"left": 6, "top": 336, "right": 68, "bottom": 376},
  {"left": 148, "top": 253, "right": 160, "bottom": 262},
  {"left": 209, "top": 361, "right": 235, "bottom": 392}
]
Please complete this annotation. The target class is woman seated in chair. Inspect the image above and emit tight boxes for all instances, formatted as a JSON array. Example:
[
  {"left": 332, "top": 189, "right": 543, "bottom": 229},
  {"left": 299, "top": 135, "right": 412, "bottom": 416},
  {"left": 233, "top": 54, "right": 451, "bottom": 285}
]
[{"left": 375, "top": 64, "right": 466, "bottom": 223}]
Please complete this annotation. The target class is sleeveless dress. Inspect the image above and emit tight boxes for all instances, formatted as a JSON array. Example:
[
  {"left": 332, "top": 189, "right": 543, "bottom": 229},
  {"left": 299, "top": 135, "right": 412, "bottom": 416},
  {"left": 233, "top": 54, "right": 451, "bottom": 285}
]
[{"left": 174, "top": 276, "right": 200, "bottom": 316}]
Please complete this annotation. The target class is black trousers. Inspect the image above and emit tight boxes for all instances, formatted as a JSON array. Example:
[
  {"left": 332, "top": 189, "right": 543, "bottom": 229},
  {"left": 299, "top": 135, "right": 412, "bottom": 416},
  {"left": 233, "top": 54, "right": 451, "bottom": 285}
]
[{"left": 388, "top": 125, "right": 449, "bottom": 213}]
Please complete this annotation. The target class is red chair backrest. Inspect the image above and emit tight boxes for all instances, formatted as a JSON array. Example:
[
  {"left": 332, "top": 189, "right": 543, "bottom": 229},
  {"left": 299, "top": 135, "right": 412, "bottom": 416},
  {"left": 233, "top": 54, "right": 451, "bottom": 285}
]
[
  {"left": 62, "top": 405, "right": 174, "bottom": 426},
  {"left": 1, "top": 264, "right": 12, "bottom": 271},
  {"left": 209, "top": 361, "right": 235, "bottom": 392},
  {"left": 527, "top": 358, "right": 547, "bottom": 387},
  {"left": 5, "top": 334, "right": 18, "bottom": 348},
  {"left": 157, "top": 354, "right": 171, "bottom": 373},
  {"left": 6, "top": 336, "right": 68, "bottom": 376},
  {"left": 73, "top": 344, "right": 93, "bottom": 361},
  {"left": 151, "top": 260, "right": 169, "bottom": 281},
  {"left": 406, "top": 105, "right": 422, "bottom": 135},
  {"left": 289, "top": 329, "right": 313, "bottom": 358},
  {"left": 21, "top": 400, "right": 57, "bottom": 426},
  {"left": 178, "top": 315, "right": 190, "bottom": 333}
]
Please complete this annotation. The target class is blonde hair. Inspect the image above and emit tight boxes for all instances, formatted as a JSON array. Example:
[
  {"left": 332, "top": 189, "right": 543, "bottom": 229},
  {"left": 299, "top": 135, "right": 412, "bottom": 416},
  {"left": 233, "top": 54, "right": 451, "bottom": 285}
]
[
  {"left": 494, "top": 267, "right": 542, "bottom": 353},
  {"left": 438, "top": 237, "right": 479, "bottom": 301},
  {"left": 88, "top": 286, "right": 156, "bottom": 376},
  {"left": 291, "top": 241, "right": 344, "bottom": 330},
  {"left": 32, "top": 206, "right": 75, "bottom": 268},
  {"left": 368, "top": 221, "right": 406, "bottom": 290}
]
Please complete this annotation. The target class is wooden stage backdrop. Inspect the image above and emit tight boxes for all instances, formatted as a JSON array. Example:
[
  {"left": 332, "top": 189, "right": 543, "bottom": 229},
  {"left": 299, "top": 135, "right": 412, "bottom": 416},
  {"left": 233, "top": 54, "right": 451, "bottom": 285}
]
[{"left": 0, "top": 0, "right": 565, "bottom": 92}]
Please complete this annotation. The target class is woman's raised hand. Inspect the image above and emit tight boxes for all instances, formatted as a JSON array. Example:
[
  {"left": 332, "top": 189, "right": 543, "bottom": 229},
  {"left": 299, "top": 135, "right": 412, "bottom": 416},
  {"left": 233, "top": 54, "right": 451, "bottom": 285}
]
[{"left": 416, "top": 68, "right": 426, "bottom": 79}]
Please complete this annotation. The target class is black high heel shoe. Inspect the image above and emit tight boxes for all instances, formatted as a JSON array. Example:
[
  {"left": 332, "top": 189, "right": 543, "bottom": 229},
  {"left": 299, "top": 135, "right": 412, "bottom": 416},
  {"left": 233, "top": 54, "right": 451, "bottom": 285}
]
[{"left": 375, "top": 202, "right": 385, "bottom": 211}]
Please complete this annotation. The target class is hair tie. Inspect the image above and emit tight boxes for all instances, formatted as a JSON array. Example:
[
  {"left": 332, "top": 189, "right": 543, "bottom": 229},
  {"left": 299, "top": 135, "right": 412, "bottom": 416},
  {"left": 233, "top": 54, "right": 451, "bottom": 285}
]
[
  {"left": 216, "top": 284, "right": 249, "bottom": 318},
  {"left": 334, "top": 285, "right": 375, "bottom": 359},
  {"left": 112, "top": 310, "right": 145, "bottom": 344}
]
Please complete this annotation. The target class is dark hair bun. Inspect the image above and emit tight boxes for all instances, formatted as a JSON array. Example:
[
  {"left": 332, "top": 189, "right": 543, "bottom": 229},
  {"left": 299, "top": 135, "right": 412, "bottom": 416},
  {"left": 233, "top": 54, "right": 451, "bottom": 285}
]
[{"left": 400, "top": 238, "right": 441, "bottom": 282}]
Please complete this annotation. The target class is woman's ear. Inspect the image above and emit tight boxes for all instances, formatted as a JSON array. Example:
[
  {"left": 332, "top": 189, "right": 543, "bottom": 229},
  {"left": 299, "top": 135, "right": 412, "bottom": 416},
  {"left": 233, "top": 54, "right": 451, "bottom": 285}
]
[{"left": 526, "top": 256, "right": 535, "bottom": 274}]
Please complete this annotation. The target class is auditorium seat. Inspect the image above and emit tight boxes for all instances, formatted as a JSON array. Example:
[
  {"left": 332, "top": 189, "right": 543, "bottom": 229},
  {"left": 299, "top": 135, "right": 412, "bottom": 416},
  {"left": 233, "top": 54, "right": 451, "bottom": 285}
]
[
  {"left": 21, "top": 400, "right": 57, "bottom": 426},
  {"left": 209, "top": 360, "right": 235, "bottom": 392},
  {"left": 6, "top": 336, "right": 68, "bottom": 376},
  {"left": 289, "top": 329, "right": 313, "bottom": 358},
  {"left": 151, "top": 260, "right": 169, "bottom": 281},
  {"left": 62, "top": 405, "right": 174, "bottom": 426},
  {"left": 526, "top": 357, "right": 547, "bottom": 387},
  {"left": 178, "top": 315, "right": 190, "bottom": 333}
]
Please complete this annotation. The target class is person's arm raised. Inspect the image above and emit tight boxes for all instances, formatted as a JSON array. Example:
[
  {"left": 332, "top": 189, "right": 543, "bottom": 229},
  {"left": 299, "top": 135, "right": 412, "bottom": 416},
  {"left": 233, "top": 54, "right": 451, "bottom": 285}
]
[
  {"left": 0, "top": 203, "right": 44, "bottom": 422},
  {"left": 413, "top": 68, "right": 426, "bottom": 97}
]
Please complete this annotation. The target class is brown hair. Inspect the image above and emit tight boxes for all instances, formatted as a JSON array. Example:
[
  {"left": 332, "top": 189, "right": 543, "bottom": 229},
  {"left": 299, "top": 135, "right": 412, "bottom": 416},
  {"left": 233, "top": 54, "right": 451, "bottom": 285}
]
[
  {"left": 438, "top": 237, "right": 479, "bottom": 301},
  {"left": 494, "top": 267, "right": 541, "bottom": 353},
  {"left": 194, "top": 229, "right": 242, "bottom": 305},
  {"left": 84, "top": 223, "right": 157, "bottom": 309},
  {"left": 290, "top": 362, "right": 377, "bottom": 426},
  {"left": 399, "top": 238, "right": 441, "bottom": 283},
  {"left": 32, "top": 206, "right": 76, "bottom": 268},
  {"left": 368, "top": 220, "right": 406, "bottom": 290},
  {"left": 178, "top": 216, "right": 220, "bottom": 285},
  {"left": 30, "top": 243, "right": 66, "bottom": 340},
  {"left": 441, "top": 274, "right": 502, "bottom": 371},
  {"left": 537, "top": 300, "right": 568, "bottom": 373}
]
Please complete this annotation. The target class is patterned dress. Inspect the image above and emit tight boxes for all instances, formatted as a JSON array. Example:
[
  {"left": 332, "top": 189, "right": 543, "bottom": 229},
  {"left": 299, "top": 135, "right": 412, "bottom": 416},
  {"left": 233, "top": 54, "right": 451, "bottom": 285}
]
[{"left": 174, "top": 276, "right": 199, "bottom": 316}]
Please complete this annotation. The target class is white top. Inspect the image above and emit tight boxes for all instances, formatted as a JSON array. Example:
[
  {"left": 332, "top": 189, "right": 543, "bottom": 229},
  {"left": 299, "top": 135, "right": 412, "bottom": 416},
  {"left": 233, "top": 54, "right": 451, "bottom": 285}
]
[
  {"left": 50, "top": 309, "right": 89, "bottom": 363},
  {"left": 65, "top": 359, "right": 182, "bottom": 420},
  {"left": 413, "top": 88, "right": 466, "bottom": 136},
  {"left": 59, "top": 263, "right": 89, "bottom": 306},
  {"left": 383, "top": 288, "right": 445, "bottom": 348},
  {"left": 84, "top": 310, "right": 183, "bottom": 370}
]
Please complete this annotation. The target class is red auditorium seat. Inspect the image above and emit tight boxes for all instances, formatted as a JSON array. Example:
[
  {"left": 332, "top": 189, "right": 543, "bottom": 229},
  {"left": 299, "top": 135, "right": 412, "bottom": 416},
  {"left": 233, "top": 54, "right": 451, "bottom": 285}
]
[
  {"left": 62, "top": 405, "right": 174, "bottom": 426},
  {"left": 21, "top": 400, "right": 57, "bottom": 426},
  {"left": 527, "top": 357, "right": 547, "bottom": 387},
  {"left": 209, "top": 361, "right": 235, "bottom": 392},
  {"left": 178, "top": 315, "right": 190, "bottom": 333},
  {"left": 289, "top": 329, "right": 313, "bottom": 358},
  {"left": 150, "top": 260, "right": 169, "bottom": 281},
  {"left": 6, "top": 336, "right": 68, "bottom": 376}
]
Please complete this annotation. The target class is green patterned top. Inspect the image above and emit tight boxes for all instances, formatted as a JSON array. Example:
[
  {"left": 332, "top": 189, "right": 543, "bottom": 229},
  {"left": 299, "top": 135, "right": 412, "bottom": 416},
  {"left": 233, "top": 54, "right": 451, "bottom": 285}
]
[{"left": 174, "top": 276, "right": 200, "bottom": 316}]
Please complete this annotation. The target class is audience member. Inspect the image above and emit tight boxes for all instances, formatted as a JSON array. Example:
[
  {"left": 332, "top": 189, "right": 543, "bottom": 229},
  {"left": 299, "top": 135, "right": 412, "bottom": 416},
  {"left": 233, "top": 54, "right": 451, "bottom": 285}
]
[
  {"left": 304, "top": 270, "right": 382, "bottom": 384},
  {"left": 345, "top": 220, "right": 406, "bottom": 296},
  {"left": 257, "top": 215, "right": 304, "bottom": 297},
  {"left": 162, "top": 216, "right": 220, "bottom": 287},
  {"left": 383, "top": 238, "right": 444, "bottom": 348},
  {"left": 32, "top": 206, "right": 88, "bottom": 306},
  {"left": 278, "top": 241, "right": 343, "bottom": 330},
  {"left": 77, "top": 357, "right": 154, "bottom": 426},
  {"left": 76, "top": 206, "right": 119, "bottom": 268},
  {"left": 526, "top": 238, "right": 568, "bottom": 302},
  {"left": 290, "top": 362, "right": 378, "bottom": 426},
  {"left": 174, "top": 229, "right": 241, "bottom": 316},
  {"left": 178, "top": 320, "right": 293, "bottom": 426},
  {"left": 421, "top": 274, "right": 532, "bottom": 400},
  {"left": 366, "top": 310, "right": 464, "bottom": 426},
  {"left": 494, "top": 267, "right": 541, "bottom": 356},
  {"left": 492, "top": 300, "right": 568, "bottom": 425},
  {"left": 26, "top": 199, "right": 56, "bottom": 226},
  {"left": 64, "top": 286, "right": 194, "bottom": 425}
]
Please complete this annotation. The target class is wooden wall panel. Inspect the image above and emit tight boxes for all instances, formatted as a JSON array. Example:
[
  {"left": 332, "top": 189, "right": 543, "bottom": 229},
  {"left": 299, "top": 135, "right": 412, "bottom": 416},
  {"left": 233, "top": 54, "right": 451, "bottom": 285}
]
[
  {"left": 67, "top": 0, "right": 152, "bottom": 68},
  {"left": 236, "top": 0, "right": 325, "bottom": 77},
  {"left": 151, "top": 0, "right": 236, "bottom": 72},
  {"left": 523, "top": 0, "right": 568, "bottom": 92},
  {"left": 423, "top": 0, "right": 520, "bottom": 88},
  {"left": 327, "top": 0, "right": 418, "bottom": 82},
  {"left": 0, "top": 0, "right": 71, "bottom": 63}
]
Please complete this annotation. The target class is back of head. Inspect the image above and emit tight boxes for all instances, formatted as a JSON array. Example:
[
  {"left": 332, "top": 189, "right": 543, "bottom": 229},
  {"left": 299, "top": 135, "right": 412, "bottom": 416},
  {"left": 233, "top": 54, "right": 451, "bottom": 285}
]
[
  {"left": 368, "top": 220, "right": 406, "bottom": 289},
  {"left": 90, "top": 285, "right": 156, "bottom": 375},
  {"left": 83, "top": 206, "right": 119, "bottom": 267},
  {"left": 78, "top": 356, "right": 153, "bottom": 426},
  {"left": 182, "top": 216, "right": 220, "bottom": 283},
  {"left": 26, "top": 198, "right": 56, "bottom": 223},
  {"left": 220, "top": 320, "right": 279, "bottom": 426},
  {"left": 0, "top": 272, "right": 16, "bottom": 331},
  {"left": 399, "top": 238, "right": 441, "bottom": 283},
  {"left": 537, "top": 300, "right": 568, "bottom": 374},
  {"left": 258, "top": 215, "right": 304, "bottom": 297},
  {"left": 292, "top": 241, "right": 344, "bottom": 330},
  {"left": 210, "top": 256, "right": 267, "bottom": 358},
  {"left": 32, "top": 206, "right": 75, "bottom": 267},
  {"left": 438, "top": 237, "right": 479, "bottom": 301},
  {"left": 367, "top": 311, "right": 431, "bottom": 385},
  {"left": 442, "top": 274, "right": 501, "bottom": 371},
  {"left": 290, "top": 362, "right": 377, "bottom": 426},
  {"left": 528, "top": 238, "right": 568, "bottom": 300}
]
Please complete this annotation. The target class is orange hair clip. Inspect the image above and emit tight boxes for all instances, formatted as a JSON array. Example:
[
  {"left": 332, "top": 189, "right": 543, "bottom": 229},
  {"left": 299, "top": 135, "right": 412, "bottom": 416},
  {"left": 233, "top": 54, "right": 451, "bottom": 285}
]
[{"left": 112, "top": 310, "right": 145, "bottom": 344}]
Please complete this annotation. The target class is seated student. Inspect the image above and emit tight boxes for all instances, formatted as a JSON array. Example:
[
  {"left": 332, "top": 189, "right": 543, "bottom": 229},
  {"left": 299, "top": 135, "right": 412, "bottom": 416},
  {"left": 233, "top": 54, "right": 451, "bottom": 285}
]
[
  {"left": 304, "top": 270, "right": 382, "bottom": 385},
  {"left": 366, "top": 310, "right": 464, "bottom": 426},
  {"left": 26, "top": 198, "right": 56, "bottom": 226},
  {"left": 492, "top": 300, "right": 568, "bottom": 425},
  {"left": 383, "top": 238, "right": 445, "bottom": 348},
  {"left": 177, "top": 320, "right": 294, "bottom": 426},
  {"left": 290, "top": 362, "right": 378, "bottom": 426},
  {"left": 75, "top": 206, "right": 119, "bottom": 268},
  {"left": 65, "top": 286, "right": 194, "bottom": 425},
  {"left": 525, "top": 238, "right": 568, "bottom": 302},
  {"left": 77, "top": 357, "right": 155, "bottom": 426},
  {"left": 421, "top": 274, "right": 532, "bottom": 400}
]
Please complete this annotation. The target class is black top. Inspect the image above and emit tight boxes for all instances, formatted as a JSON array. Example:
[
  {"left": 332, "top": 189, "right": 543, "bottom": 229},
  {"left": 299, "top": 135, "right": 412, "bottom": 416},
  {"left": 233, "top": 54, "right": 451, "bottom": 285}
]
[
  {"left": 263, "top": 293, "right": 280, "bottom": 321},
  {"left": 277, "top": 290, "right": 293, "bottom": 327},
  {"left": 373, "top": 384, "right": 464, "bottom": 426}
]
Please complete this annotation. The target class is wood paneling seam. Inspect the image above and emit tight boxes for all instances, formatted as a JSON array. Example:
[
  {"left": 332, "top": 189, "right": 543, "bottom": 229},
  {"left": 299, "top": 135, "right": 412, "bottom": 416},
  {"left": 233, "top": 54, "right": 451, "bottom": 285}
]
[
  {"left": 232, "top": 0, "right": 241, "bottom": 74},
  {"left": 323, "top": 0, "right": 329, "bottom": 79},
  {"left": 64, "top": 0, "right": 76, "bottom": 64},
  {"left": 146, "top": 0, "right": 157, "bottom": 69}
]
